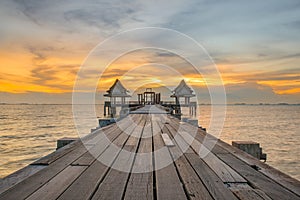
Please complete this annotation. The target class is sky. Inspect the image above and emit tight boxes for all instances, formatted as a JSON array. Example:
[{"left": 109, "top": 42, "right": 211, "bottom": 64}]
[{"left": 0, "top": 0, "right": 300, "bottom": 104}]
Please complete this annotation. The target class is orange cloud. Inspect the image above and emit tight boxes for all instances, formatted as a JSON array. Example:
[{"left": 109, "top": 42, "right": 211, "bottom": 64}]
[
  {"left": 258, "top": 80, "right": 300, "bottom": 95},
  {"left": 1, "top": 45, "right": 300, "bottom": 99}
]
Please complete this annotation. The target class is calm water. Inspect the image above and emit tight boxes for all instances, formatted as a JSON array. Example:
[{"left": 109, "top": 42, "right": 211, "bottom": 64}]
[{"left": 0, "top": 104, "right": 299, "bottom": 180}]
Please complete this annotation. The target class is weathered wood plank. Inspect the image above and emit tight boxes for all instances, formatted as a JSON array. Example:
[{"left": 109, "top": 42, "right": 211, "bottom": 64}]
[
  {"left": 124, "top": 172, "right": 153, "bottom": 200},
  {"left": 163, "top": 121, "right": 214, "bottom": 200},
  {"left": 31, "top": 140, "right": 80, "bottom": 165},
  {"left": 202, "top": 152, "right": 247, "bottom": 183},
  {"left": 153, "top": 118, "right": 187, "bottom": 200},
  {"left": 71, "top": 115, "right": 141, "bottom": 167},
  {"left": 217, "top": 153, "right": 300, "bottom": 200},
  {"left": 162, "top": 123, "right": 195, "bottom": 156},
  {"left": 185, "top": 153, "right": 238, "bottom": 200},
  {"left": 0, "top": 115, "right": 142, "bottom": 199},
  {"left": 175, "top": 117, "right": 300, "bottom": 192},
  {"left": 124, "top": 116, "right": 153, "bottom": 200},
  {"left": 171, "top": 117, "right": 300, "bottom": 196},
  {"left": 0, "top": 165, "right": 46, "bottom": 194},
  {"left": 71, "top": 123, "right": 128, "bottom": 166},
  {"left": 166, "top": 120, "right": 246, "bottom": 183},
  {"left": 58, "top": 115, "right": 145, "bottom": 200},
  {"left": 58, "top": 161, "right": 108, "bottom": 200},
  {"left": 91, "top": 115, "right": 146, "bottom": 200},
  {"left": 71, "top": 152, "right": 95, "bottom": 166},
  {"left": 216, "top": 138, "right": 300, "bottom": 196},
  {"left": 175, "top": 156, "right": 214, "bottom": 200},
  {"left": 0, "top": 144, "right": 88, "bottom": 200},
  {"left": 31, "top": 117, "right": 125, "bottom": 166},
  {"left": 170, "top": 118, "right": 300, "bottom": 198},
  {"left": 168, "top": 118, "right": 228, "bottom": 154},
  {"left": 2, "top": 113, "right": 300, "bottom": 200},
  {"left": 226, "top": 183, "right": 272, "bottom": 200},
  {"left": 161, "top": 133, "right": 175, "bottom": 146},
  {"left": 26, "top": 166, "right": 87, "bottom": 200}
]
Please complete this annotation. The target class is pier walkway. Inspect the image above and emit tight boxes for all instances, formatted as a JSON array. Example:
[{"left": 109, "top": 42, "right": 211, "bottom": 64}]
[{"left": 0, "top": 108, "right": 300, "bottom": 199}]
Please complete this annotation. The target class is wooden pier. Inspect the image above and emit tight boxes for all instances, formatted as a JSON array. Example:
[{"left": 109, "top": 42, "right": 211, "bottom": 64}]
[
  {"left": 1, "top": 106, "right": 300, "bottom": 200},
  {"left": 103, "top": 79, "right": 197, "bottom": 118}
]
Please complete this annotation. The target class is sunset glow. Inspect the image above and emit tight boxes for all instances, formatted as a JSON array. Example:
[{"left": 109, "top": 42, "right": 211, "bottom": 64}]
[{"left": 0, "top": 1, "right": 299, "bottom": 103}]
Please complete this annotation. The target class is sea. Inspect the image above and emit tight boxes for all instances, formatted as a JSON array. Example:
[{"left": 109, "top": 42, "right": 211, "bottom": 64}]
[{"left": 0, "top": 104, "right": 299, "bottom": 180}]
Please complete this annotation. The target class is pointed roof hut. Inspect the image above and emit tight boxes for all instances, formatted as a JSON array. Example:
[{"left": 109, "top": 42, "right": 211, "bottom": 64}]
[
  {"left": 104, "top": 79, "right": 131, "bottom": 97},
  {"left": 171, "top": 79, "right": 197, "bottom": 116},
  {"left": 171, "top": 79, "right": 195, "bottom": 98}
]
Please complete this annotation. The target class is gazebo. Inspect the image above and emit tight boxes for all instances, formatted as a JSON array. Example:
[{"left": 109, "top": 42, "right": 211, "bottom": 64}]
[
  {"left": 171, "top": 80, "right": 197, "bottom": 115},
  {"left": 103, "top": 79, "right": 131, "bottom": 116}
]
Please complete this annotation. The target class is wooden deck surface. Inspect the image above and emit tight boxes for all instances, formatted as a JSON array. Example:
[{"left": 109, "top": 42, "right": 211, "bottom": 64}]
[{"left": 1, "top": 109, "right": 300, "bottom": 200}]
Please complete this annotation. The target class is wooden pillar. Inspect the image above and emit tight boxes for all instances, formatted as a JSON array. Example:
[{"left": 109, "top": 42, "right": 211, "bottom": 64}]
[
  {"left": 111, "top": 107, "right": 116, "bottom": 116},
  {"left": 138, "top": 94, "right": 140, "bottom": 104},
  {"left": 152, "top": 93, "right": 155, "bottom": 105},
  {"left": 175, "top": 96, "right": 179, "bottom": 105},
  {"left": 152, "top": 93, "right": 155, "bottom": 104}
]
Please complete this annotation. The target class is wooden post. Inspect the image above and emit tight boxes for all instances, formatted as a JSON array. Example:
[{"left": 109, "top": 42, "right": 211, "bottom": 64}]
[
  {"left": 232, "top": 141, "right": 267, "bottom": 161},
  {"left": 57, "top": 137, "right": 78, "bottom": 149}
]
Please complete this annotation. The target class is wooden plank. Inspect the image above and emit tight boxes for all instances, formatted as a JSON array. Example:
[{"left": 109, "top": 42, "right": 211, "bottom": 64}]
[
  {"left": 231, "top": 188, "right": 271, "bottom": 200},
  {"left": 31, "top": 118, "right": 124, "bottom": 166},
  {"left": 164, "top": 124, "right": 195, "bottom": 154},
  {"left": 124, "top": 172, "right": 153, "bottom": 200},
  {"left": 227, "top": 183, "right": 272, "bottom": 200},
  {"left": 71, "top": 152, "right": 95, "bottom": 166},
  {"left": 26, "top": 166, "right": 87, "bottom": 200},
  {"left": 0, "top": 144, "right": 89, "bottom": 200},
  {"left": 216, "top": 138, "right": 300, "bottom": 196},
  {"left": 161, "top": 133, "right": 175, "bottom": 146},
  {"left": 170, "top": 118, "right": 300, "bottom": 198},
  {"left": 2, "top": 113, "right": 299, "bottom": 200},
  {"left": 58, "top": 114, "right": 145, "bottom": 200},
  {"left": 71, "top": 115, "right": 142, "bottom": 167},
  {"left": 57, "top": 160, "right": 109, "bottom": 200},
  {"left": 201, "top": 151, "right": 247, "bottom": 183},
  {"left": 124, "top": 116, "right": 153, "bottom": 200},
  {"left": 167, "top": 118, "right": 228, "bottom": 154},
  {"left": 0, "top": 115, "right": 142, "bottom": 199},
  {"left": 172, "top": 117, "right": 300, "bottom": 196},
  {"left": 185, "top": 153, "right": 238, "bottom": 200},
  {"left": 163, "top": 121, "right": 214, "bottom": 200},
  {"left": 0, "top": 165, "right": 46, "bottom": 194},
  {"left": 166, "top": 120, "right": 246, "bottom": 183},
  {"left": 175, "top": 156, "right": 214, "bottom": 200},
  {"left": 152, "top": 118, "right": 187, "bottom": 200},
  {"left": 217, "top": 153, "right": 300, "bottom": 199},
  {"left": 31, "top": 140, "right": 80, "bottom": 165},
  {"left": 91, "top": 114, "right": 146, "bottom": 200},
  {"left": 71, "top": 124, "right": 126, "bottom": 166}
]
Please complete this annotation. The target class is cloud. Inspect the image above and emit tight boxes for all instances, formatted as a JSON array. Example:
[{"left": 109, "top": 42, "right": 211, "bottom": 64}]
[
  {"left": 225, "top": 82, "right": 300, "bottom": 103},
  {"left": 0, "top": 0, "right": 300, "bottom": 103}
]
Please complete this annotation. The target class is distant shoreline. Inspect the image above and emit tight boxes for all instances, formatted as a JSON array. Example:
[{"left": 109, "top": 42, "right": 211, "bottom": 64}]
[{"left": 1, "top": 103, "right": 299, "bottom": 106}]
